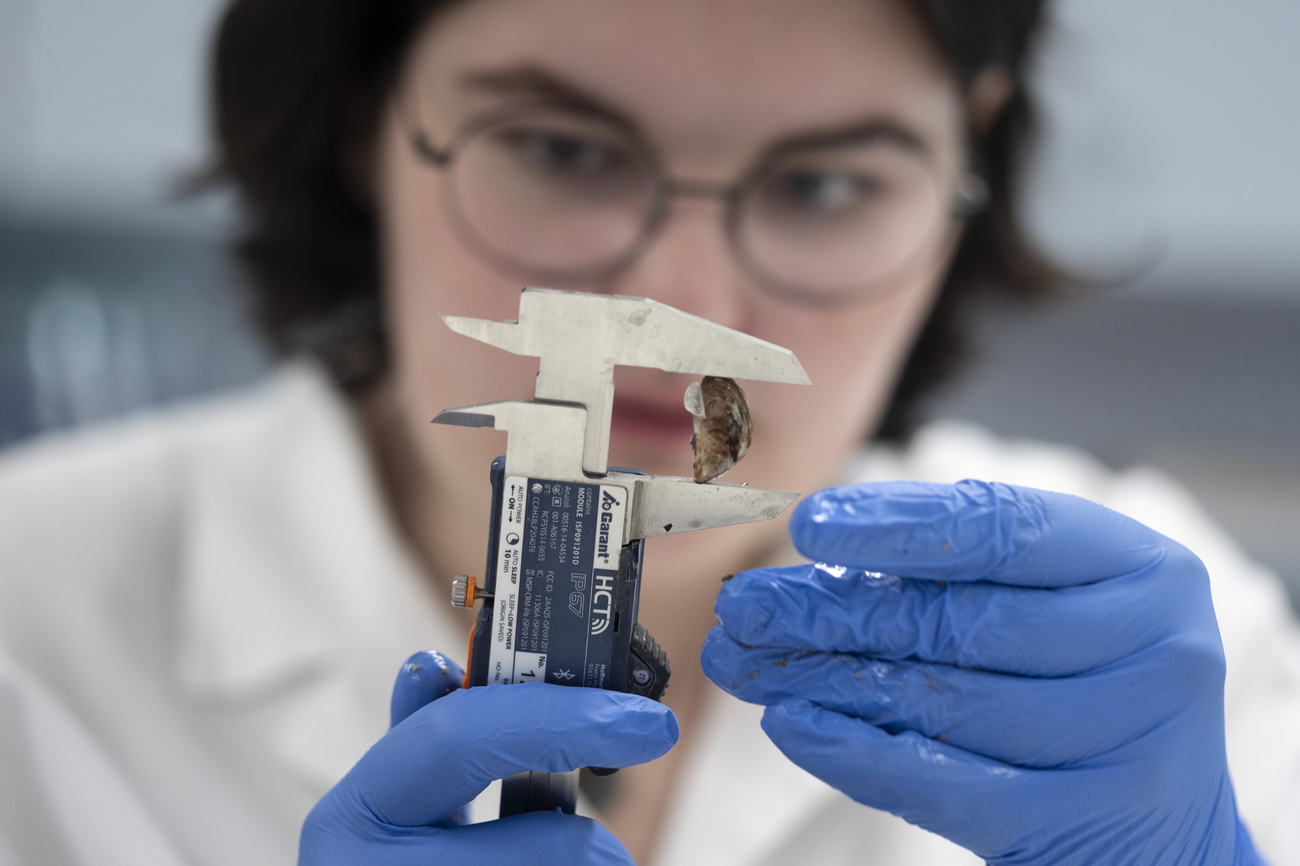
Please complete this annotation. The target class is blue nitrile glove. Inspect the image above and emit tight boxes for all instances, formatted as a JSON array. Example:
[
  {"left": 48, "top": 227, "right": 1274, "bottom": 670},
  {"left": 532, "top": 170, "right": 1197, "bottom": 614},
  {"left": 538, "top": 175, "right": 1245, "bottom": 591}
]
[
  {"left": 299, "top": 650, "right": 678, "bottom": 865},
  {"left": 701, "top": 480, "right": 1266, "bottom": 866}
]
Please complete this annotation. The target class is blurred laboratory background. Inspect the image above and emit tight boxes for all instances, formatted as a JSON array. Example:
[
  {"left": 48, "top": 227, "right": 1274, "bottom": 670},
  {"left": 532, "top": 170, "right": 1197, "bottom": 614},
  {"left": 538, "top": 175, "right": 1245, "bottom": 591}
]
[{"left": 1, "top": 0, "right": 1298, "bottom": 606}]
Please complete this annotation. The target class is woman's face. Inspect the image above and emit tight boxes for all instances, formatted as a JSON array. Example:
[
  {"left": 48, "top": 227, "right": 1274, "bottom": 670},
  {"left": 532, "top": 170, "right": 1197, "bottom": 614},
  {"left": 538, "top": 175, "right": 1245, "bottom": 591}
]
[{"left": 377, "top": 0, "right": 970, "bottom": 577}]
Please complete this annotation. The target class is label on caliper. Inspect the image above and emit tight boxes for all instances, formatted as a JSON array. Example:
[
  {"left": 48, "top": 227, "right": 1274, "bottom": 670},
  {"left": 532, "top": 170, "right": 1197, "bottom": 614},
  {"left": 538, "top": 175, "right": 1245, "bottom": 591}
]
[{"left": 486, "top": 475, "right": 626, "bottom": 687}]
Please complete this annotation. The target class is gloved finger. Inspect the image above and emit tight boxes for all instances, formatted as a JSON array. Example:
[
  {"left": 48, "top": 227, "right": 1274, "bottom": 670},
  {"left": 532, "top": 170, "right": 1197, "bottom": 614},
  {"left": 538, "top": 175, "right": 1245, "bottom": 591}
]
[
  {"left": 704, "top": 632, "right": 1211, "bottom": 768},
  {"left": 351, "top": 683, "right": 678, "bottom": 828},
  {"left": 711, "top": 562, "right": 1174, "bottom": 675},
  {"left": 300, "top": 809, "right": 634, "bottom": 866},
  {"left": 384, "top": 651, "right": 472, "bottom": 829},
  {"left": 759, "top": 699, "right": 1038, "bottom": 857},
  {"left": 791, "top": 480, "right": 1165, "bottom": 588},
  {"left": 391, "top": 650, "right": 464, "bottom": 728}
]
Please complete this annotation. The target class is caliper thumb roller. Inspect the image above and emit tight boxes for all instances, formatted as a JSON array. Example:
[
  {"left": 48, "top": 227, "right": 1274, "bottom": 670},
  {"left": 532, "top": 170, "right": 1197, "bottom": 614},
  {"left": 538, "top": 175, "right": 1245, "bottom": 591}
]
[{"left": 432, "top": 288, "right": 809, "bottom": 817}]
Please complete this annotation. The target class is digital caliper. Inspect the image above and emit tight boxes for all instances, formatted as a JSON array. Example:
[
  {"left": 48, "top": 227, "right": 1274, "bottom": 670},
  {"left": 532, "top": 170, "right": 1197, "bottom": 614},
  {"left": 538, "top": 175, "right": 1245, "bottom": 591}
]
[{"left": 433, "top": 288, "right": 809, "bottom": 816}]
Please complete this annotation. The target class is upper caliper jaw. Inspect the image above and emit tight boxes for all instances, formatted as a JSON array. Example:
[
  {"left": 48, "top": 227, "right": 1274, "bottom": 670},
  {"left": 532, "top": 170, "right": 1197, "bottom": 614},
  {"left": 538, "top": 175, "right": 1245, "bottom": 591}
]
[{"left": 433, "top": 288, "right": 811, "bottom": 539}]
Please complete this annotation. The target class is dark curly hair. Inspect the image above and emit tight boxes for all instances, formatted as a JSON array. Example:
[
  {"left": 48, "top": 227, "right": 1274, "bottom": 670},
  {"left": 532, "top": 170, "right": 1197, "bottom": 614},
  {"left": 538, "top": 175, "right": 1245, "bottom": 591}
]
[{"left": 210, "top": 0, "right": 1060, "bottom": 441}]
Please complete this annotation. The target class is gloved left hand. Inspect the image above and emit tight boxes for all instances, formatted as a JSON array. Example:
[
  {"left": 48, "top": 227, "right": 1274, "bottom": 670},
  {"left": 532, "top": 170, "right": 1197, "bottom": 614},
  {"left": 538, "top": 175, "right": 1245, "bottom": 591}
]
[
  {"left": 299, "top": 651, "right": 678, "bottom": 865},
  {"left": 702, "top": 480, "right": 1266, "bottom": 865}
]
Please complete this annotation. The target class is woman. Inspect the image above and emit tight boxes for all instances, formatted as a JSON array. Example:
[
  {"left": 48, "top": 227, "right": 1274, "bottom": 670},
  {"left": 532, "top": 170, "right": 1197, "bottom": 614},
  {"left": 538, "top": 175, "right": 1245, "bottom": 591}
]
[{"left": 1, "top": 0, "right": 1298, "bottom": 864}]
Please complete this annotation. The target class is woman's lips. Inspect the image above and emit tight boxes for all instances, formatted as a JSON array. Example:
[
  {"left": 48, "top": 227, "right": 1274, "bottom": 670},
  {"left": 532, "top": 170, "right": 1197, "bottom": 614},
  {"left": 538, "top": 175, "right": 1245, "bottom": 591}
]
[{"left": 610, "top": 395, "right": 696, "bottom": 444}]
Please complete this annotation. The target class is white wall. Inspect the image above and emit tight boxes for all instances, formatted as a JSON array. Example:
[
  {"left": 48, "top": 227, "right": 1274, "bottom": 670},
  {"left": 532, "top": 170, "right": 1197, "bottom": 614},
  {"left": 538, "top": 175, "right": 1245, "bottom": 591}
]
[
  {"left": 0, "top": 0, "right": 229, "bottom": 233},
  {"left": 1028, "top": 0, "right": 1300, "bottom": 297}
]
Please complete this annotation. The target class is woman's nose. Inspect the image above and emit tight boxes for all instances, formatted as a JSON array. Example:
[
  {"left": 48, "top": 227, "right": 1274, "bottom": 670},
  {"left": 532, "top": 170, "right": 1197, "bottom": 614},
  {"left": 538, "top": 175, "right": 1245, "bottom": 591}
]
[{"left": 605, "top": 197, "right": 752, "bottom": 331}]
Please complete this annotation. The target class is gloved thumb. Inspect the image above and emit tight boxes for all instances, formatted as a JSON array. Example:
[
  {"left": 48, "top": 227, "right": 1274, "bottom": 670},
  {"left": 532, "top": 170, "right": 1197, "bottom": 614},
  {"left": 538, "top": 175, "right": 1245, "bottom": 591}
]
[{"left": 390, "top": 650, "right": 465, "bottom": 728}]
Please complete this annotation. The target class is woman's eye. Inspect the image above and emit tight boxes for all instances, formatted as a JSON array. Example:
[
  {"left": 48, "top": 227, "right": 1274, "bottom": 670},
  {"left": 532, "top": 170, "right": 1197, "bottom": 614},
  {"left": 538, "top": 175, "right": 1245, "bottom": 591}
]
[
  {"left": 773, "top": 170, "right": 882, "bottom": 213},
  {"left": 503, "top": 129, "right": 623, "bottom": 178}
]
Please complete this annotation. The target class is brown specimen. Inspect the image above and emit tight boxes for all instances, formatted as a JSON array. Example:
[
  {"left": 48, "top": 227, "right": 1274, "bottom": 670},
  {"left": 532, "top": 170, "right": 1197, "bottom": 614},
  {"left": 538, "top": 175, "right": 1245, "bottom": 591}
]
[{"left": 686, "top": 376, "right": 753, "bottom": 483}]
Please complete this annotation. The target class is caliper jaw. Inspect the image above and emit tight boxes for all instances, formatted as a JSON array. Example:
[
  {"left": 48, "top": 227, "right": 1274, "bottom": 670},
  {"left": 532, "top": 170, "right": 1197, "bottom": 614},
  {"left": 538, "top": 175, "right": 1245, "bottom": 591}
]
[
  {"left": 442, "top": 288, "right": 809, "bottom": 477},
  {"left": 433, "top": 400, "right": 588, "bottom": 481},
  {"left": 627, "top": 476, "right": 798, "bottom": 540},
  {"left": 433, "top": 400, "right": 799, "bottom": 541}
]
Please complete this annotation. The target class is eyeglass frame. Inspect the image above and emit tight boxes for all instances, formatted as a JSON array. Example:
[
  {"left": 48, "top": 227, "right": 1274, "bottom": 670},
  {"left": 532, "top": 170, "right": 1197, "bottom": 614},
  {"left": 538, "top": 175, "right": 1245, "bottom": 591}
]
[{"left": 406, "top": 98, "right": 990, "bottom": 308}]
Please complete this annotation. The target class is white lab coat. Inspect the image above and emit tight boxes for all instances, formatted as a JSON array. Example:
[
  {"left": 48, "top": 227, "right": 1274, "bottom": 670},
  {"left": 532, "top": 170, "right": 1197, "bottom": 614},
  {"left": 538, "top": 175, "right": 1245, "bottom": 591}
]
[{"left": 1, "top": 363, "right": 1298, "bottom": 866}]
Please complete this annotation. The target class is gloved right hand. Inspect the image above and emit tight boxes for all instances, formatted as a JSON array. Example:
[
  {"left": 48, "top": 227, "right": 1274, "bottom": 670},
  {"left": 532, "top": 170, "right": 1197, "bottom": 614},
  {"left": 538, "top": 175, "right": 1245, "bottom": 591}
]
[{"left": 299, "top": 651, "right": 678, "bottom": 865}]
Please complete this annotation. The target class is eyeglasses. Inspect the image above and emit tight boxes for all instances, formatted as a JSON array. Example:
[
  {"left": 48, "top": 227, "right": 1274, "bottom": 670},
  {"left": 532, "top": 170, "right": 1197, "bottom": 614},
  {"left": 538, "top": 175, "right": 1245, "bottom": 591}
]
[{"left": 408, "top": 100, "right": 988, "bottom": 308}]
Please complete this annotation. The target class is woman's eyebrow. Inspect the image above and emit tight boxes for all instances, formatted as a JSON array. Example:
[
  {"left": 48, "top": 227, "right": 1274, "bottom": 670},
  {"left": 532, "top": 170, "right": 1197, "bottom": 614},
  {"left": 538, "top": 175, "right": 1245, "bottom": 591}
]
[
  {"left": 458, "top": 64, "right": 932, "bottom": 159},
  {"left": 458, "top": 65, "right": 634, "bottom": 123},
  {"left": 769, "top": 120, "right": 932, "bottom": 158}
]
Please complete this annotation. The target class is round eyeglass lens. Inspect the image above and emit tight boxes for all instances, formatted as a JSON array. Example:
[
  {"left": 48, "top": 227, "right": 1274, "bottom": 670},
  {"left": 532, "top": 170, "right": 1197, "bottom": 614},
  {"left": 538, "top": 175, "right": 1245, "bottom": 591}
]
[
  {"left": 736, "top": 140, "right": 950, "bottom": 301},
  {"left": 446, "top": 109, "right": 658, "bottom": 279}
]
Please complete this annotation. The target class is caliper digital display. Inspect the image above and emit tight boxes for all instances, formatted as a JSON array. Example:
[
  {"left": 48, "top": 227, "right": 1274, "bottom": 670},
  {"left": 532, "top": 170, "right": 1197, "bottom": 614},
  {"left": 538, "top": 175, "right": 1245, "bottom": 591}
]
[{"left": 482, "top": 472, "right": 650, "bottom": 694}]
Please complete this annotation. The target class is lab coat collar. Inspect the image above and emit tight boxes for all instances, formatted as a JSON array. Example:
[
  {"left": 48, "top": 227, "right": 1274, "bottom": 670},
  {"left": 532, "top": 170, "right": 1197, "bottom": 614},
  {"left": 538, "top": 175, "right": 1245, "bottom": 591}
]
[
  {"left": 172, "top": 363, "right": 443, "bottom": 787},
  {"left": 177, "top": 365, "right": 340, "bottom": 701}
]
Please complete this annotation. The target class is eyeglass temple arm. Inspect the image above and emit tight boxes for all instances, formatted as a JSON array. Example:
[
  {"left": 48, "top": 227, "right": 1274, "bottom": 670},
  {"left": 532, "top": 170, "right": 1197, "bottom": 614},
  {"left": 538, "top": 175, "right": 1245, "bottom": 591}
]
[{"left": 411, "top": 131, "right": 452, "bottom": 166}]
